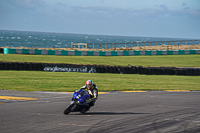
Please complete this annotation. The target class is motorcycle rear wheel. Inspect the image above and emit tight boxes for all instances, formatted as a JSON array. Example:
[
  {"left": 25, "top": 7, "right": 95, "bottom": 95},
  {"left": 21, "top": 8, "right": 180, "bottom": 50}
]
[
  {"left": 80, "top": 106, "right": 90, "bottom": 114},
  {"left": 80, "top": 108, "right": 87, "bottom": 114}
]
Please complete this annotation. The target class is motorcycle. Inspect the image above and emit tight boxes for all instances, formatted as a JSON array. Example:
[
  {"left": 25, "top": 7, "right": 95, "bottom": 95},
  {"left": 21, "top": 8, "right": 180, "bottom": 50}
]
[{"left": 64, "top": 89, "right": 91, "bottom": 115}]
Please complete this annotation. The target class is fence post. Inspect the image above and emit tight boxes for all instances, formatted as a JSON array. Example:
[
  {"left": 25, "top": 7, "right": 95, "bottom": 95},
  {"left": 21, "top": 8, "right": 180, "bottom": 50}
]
[
  {"left": 106, "top": 43, "right": 107, "bottom": 49},
  {"left": 99, "top": 43, "right": 101, "bottom": 49},
  {"left": 93, "top": 43, "right": 94, "bottom": 49}
]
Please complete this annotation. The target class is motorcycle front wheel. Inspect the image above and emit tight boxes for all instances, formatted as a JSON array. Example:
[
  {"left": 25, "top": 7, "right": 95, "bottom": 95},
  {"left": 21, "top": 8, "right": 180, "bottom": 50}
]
[{"left": 64, "top": 104, "right": 74, "bottom": 115}]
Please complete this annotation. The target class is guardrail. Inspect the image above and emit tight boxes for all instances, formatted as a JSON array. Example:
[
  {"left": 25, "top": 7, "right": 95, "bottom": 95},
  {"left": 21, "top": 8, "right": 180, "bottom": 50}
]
[{"left": 71, "top": 40, "right": 200, "bottom": 49}]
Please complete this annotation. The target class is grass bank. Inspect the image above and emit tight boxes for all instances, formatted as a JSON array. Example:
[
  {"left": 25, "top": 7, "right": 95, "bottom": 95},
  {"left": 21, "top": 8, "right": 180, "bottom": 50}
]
[
  {"left": 0, "top": 71, "right": 199, "bottom": 92},
  {"left": 0, "top": 54, "right": 200, "bottom": 67}
]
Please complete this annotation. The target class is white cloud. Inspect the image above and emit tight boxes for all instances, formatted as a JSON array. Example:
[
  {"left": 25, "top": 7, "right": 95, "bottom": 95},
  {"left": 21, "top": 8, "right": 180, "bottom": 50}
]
[{"left": 0, "top": 0, "right": 199, "bottom": 38}]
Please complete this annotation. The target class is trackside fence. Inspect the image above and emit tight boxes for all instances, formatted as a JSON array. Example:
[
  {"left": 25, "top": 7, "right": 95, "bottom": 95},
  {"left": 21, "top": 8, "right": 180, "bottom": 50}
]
[{"left": 71, "top": 40, "right": 200, "bottom": 49}]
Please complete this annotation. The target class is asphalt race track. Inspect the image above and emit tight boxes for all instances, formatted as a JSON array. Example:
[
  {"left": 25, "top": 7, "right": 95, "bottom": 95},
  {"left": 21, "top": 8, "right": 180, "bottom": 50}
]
[{"left": 1, "top": 90, "right": 200, "bottom": 133}]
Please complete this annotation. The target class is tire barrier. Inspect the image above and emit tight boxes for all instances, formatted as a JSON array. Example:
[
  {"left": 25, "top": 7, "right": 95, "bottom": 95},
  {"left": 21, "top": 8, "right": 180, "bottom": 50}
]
[
  {"left": 0, "top": 62, "right": 43, "bottom": 71},
  {"left": 0, "top": 48, "right": 3, "bottom": 53},
  {"left": 0, "top": 61, "right": 200, "bottom": 76},
  {"left": 3, "top": 48, "right": 200, "bottom": 56}
]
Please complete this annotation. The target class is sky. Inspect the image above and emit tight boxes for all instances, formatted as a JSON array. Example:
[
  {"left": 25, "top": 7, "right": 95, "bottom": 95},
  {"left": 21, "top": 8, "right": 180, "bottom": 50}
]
[{"left": 0, "top": 0, "right": 200, "bottom": 39}]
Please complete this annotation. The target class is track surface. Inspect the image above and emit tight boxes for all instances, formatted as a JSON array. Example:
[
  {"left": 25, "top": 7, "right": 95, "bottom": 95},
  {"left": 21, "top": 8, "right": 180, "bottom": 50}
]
[{"left": 1, "top": 90, "right": 200, "bottom": 133}]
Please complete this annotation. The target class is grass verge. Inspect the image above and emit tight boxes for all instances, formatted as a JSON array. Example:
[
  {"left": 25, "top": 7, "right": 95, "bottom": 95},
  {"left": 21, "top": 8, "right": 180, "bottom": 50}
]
[
  {"left": 0, "top": 54, "right": 200, "bottom": 67},
  {"left": 0, "top": 71, "right": 199, "bottom": 92}
]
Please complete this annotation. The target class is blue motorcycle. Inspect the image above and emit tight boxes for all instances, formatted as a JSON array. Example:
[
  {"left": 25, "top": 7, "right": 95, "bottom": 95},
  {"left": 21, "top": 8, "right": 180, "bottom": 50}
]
[{"left": 64, "top": 89, "right": 91, "bottom": 115}]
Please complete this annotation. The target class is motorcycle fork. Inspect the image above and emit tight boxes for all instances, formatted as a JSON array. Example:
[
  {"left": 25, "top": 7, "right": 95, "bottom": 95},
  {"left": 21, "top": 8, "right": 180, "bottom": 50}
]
[{"left": 70, "top": 100, "right": 79, "bottom": 111}]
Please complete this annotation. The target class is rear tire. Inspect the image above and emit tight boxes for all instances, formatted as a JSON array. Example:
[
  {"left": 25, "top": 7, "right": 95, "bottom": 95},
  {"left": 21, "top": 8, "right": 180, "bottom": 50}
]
[
  {"left": 80, "top": 106, "right": 90, "bottom": 114},
  {"left": 80, "top": 108, "right": 87, "bottom": 114}
]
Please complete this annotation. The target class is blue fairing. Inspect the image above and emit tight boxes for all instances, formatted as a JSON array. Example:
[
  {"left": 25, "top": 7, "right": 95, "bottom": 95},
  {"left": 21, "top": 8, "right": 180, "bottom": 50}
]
[{"left": 74, "top": 89, "right": 90, "bottom": 104}]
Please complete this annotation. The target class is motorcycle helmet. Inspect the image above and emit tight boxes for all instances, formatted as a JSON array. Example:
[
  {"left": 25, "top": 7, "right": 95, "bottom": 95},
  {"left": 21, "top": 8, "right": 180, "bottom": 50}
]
[{"left": 86, "top": 80, "right": 93, "bottom": 89}]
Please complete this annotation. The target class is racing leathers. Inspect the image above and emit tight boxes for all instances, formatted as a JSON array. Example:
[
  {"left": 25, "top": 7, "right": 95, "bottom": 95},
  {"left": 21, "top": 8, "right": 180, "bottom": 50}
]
[{"left": 80, "top": 84, "right": 98, "bottom": 107}]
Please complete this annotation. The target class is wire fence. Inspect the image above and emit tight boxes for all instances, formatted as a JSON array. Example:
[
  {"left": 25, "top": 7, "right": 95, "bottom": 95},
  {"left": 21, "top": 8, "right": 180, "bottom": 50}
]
[{"left": 71, "top": 40, "right": 200, "bottom": 49}]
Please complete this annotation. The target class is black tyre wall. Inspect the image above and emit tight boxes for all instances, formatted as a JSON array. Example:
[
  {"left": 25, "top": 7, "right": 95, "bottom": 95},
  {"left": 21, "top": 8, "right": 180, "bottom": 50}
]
[{"left": 0, "top": 61, "right": 199, "bottom": 76}]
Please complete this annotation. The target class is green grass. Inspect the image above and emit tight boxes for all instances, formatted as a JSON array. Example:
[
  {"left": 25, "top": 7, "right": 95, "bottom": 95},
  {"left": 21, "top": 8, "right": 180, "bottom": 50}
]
[
  {"left": 0, "top": 71, "right": 199, "bottom": 92},
  {"left": 0, "top": 54, "right": 199, "bottom": 92},
  {"left": 0, "top": 54, "right": 200, "bottom": 67}
]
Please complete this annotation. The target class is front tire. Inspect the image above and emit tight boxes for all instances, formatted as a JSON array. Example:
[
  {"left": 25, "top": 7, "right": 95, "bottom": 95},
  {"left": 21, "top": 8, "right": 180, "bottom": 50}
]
[{"left": 64, "top": 104, "right": 74, "bottom": 115}]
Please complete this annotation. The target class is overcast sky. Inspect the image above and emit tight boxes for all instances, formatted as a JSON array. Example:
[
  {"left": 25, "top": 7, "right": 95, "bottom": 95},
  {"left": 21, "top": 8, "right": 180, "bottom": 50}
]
[{"left": 0, "top": 0, "right": 200, "bottom": 38}]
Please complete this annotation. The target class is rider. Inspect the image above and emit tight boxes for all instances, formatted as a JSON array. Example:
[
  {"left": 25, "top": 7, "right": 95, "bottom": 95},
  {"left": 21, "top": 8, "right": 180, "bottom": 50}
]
[{"left": 80, "top": 80, "right": 98, "bottom": 107}]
